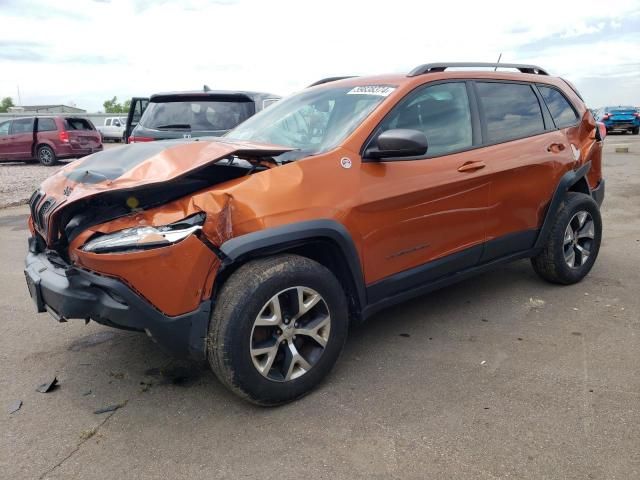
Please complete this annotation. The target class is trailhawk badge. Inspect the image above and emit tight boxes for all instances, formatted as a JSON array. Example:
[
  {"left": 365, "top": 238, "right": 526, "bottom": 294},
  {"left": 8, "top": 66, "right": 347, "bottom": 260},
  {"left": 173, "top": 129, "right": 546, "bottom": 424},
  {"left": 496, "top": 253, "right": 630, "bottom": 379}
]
[{"left": 340, "top": 157, "right": 352, "bottom": 169}]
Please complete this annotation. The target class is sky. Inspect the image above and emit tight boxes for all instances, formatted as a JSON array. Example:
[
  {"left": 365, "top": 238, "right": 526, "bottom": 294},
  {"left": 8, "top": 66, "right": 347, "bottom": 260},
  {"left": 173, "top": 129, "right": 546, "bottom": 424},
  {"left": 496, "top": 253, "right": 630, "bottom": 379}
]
[{"left": 0, "top": 0, "right": 639, "bottom": 111}]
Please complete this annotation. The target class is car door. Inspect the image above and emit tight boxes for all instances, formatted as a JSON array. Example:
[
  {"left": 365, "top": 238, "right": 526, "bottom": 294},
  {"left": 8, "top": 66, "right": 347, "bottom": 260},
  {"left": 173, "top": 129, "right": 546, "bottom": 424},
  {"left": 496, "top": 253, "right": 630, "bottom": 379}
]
[
  {"left": 8, "top": 117, "right": 35, "bottom": 160},
  {"left": 125, "top": 97, "right": 149, "bottom": 142},
  {"left": 0, "top": 120, "right": 11, "bottom": 160},
  {"left": 473, "top": 81, "right": 573, "bottom": 261},
  {"left": 355, "top": 81, "right": 490, "bottom": 298}
]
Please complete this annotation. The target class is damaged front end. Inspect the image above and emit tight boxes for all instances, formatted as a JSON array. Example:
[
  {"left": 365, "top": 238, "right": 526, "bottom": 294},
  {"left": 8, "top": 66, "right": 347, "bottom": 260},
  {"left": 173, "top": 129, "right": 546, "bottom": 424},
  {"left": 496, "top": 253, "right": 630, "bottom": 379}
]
[{"left": 25, "top": 139, "right": 292, "bottom": 359}]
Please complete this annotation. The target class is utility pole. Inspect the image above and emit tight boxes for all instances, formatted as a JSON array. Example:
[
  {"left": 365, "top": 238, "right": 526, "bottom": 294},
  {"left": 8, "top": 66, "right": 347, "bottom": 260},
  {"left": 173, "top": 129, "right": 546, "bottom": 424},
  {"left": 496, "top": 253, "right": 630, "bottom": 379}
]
[{"left": 16, "top": 85, "right": 22, "bottom": 105}]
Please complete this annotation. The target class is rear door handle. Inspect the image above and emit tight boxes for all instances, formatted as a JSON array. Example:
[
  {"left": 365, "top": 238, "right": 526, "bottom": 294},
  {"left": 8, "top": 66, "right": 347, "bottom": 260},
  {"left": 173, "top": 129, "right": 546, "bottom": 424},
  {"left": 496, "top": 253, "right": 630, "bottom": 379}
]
[{"left": 458, "top": 161, "right": 486, "bottom": 172}]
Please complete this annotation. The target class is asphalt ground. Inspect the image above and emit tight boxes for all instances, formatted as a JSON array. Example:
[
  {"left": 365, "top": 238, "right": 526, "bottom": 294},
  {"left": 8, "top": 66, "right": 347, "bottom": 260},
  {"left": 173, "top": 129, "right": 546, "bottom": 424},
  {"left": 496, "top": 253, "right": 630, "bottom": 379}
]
[{"left": 1, "top": 135, "right": 639, "bottom": 479}]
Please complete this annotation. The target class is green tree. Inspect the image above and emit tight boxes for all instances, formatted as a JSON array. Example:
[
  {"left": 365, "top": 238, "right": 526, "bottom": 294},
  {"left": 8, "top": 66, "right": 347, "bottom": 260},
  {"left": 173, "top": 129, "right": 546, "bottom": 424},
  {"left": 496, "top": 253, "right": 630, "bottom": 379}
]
[
  {"left": 103, "top": 96, "right": 131, "bottom": 113},
  {"left": 0, "top": 97, "right": 15, "bottom": 113}
]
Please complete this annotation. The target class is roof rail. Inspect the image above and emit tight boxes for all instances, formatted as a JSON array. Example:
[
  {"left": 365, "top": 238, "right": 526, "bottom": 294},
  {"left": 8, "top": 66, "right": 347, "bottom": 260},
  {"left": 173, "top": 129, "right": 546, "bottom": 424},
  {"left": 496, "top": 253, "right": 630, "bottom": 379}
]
[
  {"left": 408, "top": 62, "right": 549, "bottom": 77},
  {"left": 308, "top": 76, "right": 357, "bottom": 87}
]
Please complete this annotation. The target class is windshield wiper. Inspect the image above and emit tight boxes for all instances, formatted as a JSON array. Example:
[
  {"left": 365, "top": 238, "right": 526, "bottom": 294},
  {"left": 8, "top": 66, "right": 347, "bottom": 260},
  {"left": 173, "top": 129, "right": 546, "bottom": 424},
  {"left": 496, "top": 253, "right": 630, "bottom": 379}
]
[{"left": 155, "top": 124, "right": 191, "bottom": 130}]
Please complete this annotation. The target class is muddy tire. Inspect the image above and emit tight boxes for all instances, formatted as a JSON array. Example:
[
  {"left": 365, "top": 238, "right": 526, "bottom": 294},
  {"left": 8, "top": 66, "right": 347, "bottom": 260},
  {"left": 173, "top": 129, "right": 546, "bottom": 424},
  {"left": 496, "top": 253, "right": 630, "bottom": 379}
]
[
  {"left": 531, "top": 192, "right": 602, "bottom": 285},
  {"left": 207, "top": 254, "right": 348, "bottom": 406},
  {"left": 37, "top": 145, "right": 57, "bottom": 166}
]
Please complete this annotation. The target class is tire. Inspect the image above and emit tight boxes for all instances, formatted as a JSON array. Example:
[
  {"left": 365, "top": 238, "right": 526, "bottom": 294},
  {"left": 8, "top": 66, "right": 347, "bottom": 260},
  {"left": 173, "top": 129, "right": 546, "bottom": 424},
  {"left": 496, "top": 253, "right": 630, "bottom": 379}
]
[
  {"left": 632, "top": 127, "right": 639, "bottom": 135},
  {"left": 37, "top": 145, "right": 57, "bottom": 166},
  {"left": 207, "top": 254, "right": 349, "bottom": 406},
  {"left": 531, "top": 192, "right": 602, "bottom": 285}
]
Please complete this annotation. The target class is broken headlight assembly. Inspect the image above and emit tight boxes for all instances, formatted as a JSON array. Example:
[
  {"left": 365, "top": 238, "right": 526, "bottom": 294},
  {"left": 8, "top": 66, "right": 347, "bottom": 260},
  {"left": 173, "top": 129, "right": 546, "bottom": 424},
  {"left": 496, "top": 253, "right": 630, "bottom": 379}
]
[{"left": 82, "top": 213, "right": 206, "bottom": 254}]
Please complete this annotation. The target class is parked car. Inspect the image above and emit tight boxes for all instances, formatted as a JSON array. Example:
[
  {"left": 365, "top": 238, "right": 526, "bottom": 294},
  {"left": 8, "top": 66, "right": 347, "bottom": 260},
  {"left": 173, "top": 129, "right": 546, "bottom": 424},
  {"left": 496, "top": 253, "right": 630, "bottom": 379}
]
[
  {"left": 594, "top": 106, "right": 639, "bottom": 134},
  {"left": 96, "top": 116, "right": 127, "bottom": 142},
  {"left": 25, "top": 62, "right": 605, "bottom": 405},
  {"left": 125, "top": 88, "right": 280, "bottom": 143},
  {"left": 0, "top": 116, "right": 102, "bottom": 165}
]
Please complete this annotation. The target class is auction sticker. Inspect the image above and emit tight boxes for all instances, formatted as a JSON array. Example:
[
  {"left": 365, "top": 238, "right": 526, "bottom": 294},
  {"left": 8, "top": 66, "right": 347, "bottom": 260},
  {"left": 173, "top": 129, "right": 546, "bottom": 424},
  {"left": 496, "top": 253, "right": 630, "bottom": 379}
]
[{"left": 347, "top": 85, "right": 396, "bottom": 96}]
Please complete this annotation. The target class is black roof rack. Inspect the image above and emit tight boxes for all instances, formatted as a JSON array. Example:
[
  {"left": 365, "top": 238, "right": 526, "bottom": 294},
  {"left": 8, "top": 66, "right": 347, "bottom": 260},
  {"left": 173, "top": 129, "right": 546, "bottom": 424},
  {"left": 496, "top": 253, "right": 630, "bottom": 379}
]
[
  {"left": 308, "top": 76, "right": 357, "bottom": 87},
  {"left": 408, "top": 62, "right": 549, "bottom": 77}
]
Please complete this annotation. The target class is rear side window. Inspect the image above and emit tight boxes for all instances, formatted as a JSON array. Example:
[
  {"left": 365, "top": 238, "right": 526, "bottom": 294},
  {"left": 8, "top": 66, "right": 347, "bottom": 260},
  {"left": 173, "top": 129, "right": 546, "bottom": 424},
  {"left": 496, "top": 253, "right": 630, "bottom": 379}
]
[
  {"left": 476, "top": 82, "right": 544, "bottom": 143},
  {"left": 65, "top": 118, "right": 93, "bottom": 130},
  {"left": 141, "top": 99, "right": 256, "bottom": 131},
  {"left": 10, "top": 118, "right": 34, "bottom": 134},
  {"left": 0, "top": 121, "right": 10, "bottom": 136},
  {"left": 105, "top": 118, "right": 111, "bottom": 126},
  {"left": 538, "top": 86, "right": 578, "bottom": 128},
  {"left": 37, "top": 118, "right": 57, "bottom": 132},
  {"left": 377, "top": 82, "right": 472, "bottom": 156}
]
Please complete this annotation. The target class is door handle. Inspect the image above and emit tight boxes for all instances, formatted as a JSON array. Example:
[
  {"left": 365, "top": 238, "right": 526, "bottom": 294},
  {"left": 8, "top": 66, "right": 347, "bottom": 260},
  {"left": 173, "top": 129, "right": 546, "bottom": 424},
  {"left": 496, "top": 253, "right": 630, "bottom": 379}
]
[
  {"left": 547, "top": 143, "right": 566, "bottom": 153},
  {"left": 458, "top": 161, "right": 486, "bottom": 172}
]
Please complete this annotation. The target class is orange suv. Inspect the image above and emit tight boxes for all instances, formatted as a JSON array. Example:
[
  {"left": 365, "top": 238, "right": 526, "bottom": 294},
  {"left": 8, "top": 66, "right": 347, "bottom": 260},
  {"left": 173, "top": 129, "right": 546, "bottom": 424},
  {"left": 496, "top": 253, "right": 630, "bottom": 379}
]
[{"left": 24, "top": 63, "right": 605, "bottom": 405}]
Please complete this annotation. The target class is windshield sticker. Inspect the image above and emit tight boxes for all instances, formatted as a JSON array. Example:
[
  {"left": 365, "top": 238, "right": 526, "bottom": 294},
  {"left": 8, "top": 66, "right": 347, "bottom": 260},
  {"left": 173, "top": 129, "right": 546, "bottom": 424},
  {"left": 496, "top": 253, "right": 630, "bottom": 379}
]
[{"left": 347, "top": 86, "right": 396, "bottom": 97}]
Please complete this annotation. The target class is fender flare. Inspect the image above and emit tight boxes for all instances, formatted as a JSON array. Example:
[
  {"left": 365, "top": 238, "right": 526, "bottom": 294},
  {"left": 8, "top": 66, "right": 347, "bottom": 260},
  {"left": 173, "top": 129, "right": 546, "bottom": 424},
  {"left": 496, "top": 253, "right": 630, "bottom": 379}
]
[
  {"left": 218, "top": 219, "right": 367, "bottom": 310},
  {"left": 534, "top": 161, "right": 591, "bottom": 249}
]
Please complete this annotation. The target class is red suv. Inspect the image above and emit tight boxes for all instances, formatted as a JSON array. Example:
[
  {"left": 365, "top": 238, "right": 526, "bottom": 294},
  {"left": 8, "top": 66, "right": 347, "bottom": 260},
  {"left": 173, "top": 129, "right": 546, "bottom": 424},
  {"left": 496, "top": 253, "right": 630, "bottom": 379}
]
[{"left": 0, "top": 116, "right": 103, "bottom": 166}]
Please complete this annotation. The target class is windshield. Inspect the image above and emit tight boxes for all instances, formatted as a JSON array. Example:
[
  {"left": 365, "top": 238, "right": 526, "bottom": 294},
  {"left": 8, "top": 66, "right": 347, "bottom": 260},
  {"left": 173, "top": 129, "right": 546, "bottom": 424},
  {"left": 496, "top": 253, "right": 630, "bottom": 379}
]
[
  {"left": 140, "top": 99, "right": 255, "bottom": 131},
  {"left": 226, "top": 85, "right": 393, "bottom": 159}
]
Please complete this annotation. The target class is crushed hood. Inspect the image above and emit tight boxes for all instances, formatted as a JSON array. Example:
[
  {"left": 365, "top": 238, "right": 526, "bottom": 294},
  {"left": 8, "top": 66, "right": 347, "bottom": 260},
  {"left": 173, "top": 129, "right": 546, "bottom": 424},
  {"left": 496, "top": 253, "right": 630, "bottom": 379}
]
[{"left": 32, "top": 138, "right": 293, "bottom": 242}]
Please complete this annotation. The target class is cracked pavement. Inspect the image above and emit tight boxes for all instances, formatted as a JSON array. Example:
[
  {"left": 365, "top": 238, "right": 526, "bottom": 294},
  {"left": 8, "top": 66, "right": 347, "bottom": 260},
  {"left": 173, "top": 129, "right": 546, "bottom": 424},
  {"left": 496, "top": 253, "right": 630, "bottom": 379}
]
[{"left": 1, "top": 136, "right": 639, "bottom": 479}]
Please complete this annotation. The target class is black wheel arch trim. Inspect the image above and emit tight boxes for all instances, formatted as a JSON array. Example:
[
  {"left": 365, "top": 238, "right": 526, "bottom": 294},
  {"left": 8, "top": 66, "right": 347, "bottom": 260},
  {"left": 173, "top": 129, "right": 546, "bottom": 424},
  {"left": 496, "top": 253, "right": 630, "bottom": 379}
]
[
  {"left": 534, "top": 161, "right": 592, "bottom": 249},
  {"left": 218, "top": 219, "right": 367, "bottom": 312}
]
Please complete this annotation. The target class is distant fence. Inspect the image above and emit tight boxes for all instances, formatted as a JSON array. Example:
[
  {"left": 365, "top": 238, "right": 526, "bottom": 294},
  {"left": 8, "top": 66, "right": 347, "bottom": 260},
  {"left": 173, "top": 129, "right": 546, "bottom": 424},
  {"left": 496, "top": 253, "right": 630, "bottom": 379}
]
[{"left": 0, "top": 112, "right": 124, "bottom": 127}]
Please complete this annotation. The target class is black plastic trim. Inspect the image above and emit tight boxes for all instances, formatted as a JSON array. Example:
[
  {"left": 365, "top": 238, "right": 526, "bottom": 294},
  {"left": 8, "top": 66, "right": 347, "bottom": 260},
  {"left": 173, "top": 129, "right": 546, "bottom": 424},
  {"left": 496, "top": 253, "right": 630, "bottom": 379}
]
[
  {"left": 591, "top": 179, "right": 605, "bottom": 207},
  {"left": 534, "top": 162, "right": 592, "bottom": 249},
  {"left": 219, "top": 219, "right": 366, "bottom": 309},
  {"left": 480, "top": 229, "right": 538, "bottom": 263},
  {"left": 363, "top": 248, "right": 536, "bottom": 319}
]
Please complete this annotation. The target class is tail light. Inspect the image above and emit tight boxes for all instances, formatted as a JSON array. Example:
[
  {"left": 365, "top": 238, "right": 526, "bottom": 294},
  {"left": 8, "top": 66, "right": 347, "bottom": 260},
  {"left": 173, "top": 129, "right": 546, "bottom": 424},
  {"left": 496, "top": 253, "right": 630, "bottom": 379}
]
[
  {"left": 602, "top": 113, "right": 610, "bottom": 120},
  {"left": 58, "top": 131, "right": 69, "bottom": 143},
  {"left": 128, "top": 136, "right": 154, "bottom": 143},
  {"left": 634, "top": 112, "right": 640, "bottom": 118}
]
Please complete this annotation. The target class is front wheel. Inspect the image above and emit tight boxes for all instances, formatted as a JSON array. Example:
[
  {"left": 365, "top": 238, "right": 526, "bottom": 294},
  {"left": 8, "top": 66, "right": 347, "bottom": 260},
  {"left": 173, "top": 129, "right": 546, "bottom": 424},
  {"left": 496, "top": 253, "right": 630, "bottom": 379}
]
[
  {"left": 207, "top": 254, "right": 349, "bottom": 405},
  {"left": 531, "top": 192, "right": 602, "bottom": 284},
  {"left": 37, "top": 145, "right": 57, "bottom": 166}
]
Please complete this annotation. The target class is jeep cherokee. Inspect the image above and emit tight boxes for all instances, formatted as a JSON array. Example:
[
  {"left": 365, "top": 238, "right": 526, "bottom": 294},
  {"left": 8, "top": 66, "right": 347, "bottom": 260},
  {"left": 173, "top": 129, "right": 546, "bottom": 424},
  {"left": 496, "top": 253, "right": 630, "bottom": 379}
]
[{"left": 24, "top": 62, "right": 605, "bottom": 405}]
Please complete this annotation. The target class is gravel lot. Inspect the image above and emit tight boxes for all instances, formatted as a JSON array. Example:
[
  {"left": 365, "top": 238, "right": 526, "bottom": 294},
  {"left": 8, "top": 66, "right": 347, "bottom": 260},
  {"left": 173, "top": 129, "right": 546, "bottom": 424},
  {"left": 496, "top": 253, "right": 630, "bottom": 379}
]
[{"left": 0, "top": 144, "right": 120, "bottom": 208}]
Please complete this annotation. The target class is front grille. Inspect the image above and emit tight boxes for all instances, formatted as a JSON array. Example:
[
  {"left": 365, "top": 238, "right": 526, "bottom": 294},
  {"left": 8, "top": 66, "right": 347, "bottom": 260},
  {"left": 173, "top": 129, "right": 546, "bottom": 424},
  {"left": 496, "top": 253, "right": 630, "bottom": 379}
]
[{"left": 37, "top": 198, "right": 56, "bottom": 233}]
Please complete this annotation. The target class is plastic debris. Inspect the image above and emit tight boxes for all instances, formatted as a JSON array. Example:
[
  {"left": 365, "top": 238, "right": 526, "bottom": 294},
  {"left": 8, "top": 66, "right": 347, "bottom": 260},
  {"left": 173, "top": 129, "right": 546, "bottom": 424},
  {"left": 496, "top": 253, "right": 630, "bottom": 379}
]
[
  {"left": 36, "top": 377, "right": 58, "bottom": 393},
  {"left": 8, "top": 400, "right": 22, "bottom": 414},
  {"left": 480, "top": 360, "right": 487, "bottom": 365},
  {"left": 94, "top": 402, "right": 126, "bottom": 414}
]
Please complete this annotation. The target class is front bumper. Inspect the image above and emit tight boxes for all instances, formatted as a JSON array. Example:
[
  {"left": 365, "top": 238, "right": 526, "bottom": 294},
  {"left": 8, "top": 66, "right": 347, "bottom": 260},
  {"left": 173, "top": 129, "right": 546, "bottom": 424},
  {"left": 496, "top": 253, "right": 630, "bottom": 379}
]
[{"left": 24, "top": 248, "right": 210, "bottom": 360}]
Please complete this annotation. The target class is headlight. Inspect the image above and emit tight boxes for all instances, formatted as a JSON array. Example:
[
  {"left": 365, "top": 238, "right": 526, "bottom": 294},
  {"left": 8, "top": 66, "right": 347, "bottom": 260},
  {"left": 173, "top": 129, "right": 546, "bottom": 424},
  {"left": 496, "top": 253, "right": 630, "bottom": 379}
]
[{"left": 82, "top": 213, "right": 205, "bottom": 253}]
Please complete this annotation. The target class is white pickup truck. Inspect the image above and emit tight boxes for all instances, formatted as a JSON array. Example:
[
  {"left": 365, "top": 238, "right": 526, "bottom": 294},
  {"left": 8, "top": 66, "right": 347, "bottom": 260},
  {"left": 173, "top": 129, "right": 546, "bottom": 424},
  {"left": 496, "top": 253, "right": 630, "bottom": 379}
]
[{"left": 96, "top": 117, "right": 127, "bottom": 142}]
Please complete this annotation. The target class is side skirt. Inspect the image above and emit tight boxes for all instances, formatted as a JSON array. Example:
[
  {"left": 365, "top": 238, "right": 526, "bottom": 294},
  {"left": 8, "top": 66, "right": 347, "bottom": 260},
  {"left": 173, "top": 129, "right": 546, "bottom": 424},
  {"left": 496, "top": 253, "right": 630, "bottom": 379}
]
[{"left": 362, "top": 244, "right": 539, "bottom": 320}]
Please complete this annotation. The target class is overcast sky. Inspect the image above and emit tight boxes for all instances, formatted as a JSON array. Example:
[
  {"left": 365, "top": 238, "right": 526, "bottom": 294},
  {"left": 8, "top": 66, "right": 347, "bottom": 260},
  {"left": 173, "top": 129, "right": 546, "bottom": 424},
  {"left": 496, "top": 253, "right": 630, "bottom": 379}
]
[{"left": 1, "top": 0, "right": 638, "bottom": 111}]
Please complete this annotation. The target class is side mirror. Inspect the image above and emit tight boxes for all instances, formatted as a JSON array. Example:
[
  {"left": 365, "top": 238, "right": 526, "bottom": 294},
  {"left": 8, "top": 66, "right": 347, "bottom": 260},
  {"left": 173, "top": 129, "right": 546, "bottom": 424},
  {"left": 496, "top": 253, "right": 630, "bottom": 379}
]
[{"left": 365, "top": 129, "right": 428, "bottom": 160}]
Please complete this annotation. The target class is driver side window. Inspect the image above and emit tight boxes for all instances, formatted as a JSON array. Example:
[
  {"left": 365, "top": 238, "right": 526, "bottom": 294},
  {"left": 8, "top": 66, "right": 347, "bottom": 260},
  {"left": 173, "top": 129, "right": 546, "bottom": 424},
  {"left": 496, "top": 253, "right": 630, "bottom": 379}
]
[{"left": 377, "top": 82, "right": 472, "bottom": 157}]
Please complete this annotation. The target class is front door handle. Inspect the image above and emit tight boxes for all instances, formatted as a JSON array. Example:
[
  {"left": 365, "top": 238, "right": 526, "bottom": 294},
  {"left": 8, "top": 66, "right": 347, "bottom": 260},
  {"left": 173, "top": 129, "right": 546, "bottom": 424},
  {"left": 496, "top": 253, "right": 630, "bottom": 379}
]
[
  {"left": 458, "top": 161, "right": 486, "bottom": 172},
  {"left": 547, "top": 143, "right": 566, "bottom": 153}
]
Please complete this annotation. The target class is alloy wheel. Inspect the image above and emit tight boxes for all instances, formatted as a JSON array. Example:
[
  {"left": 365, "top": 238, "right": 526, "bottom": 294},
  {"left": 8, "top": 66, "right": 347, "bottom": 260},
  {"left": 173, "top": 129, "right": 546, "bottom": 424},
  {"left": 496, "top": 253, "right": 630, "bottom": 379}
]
[
  {"left": 563, "top": 210, "right": 595, "bottom": 268},
  {"left": 250, "top": 286, "right": 331, "bottom": 382}
]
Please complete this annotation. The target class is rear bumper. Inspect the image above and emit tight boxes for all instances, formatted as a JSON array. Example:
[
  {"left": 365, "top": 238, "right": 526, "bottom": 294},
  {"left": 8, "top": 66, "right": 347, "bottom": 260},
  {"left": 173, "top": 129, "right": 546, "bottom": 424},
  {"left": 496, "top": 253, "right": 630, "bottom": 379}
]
[
  {"left": 591, "top": 179, "right": 605, "bottom": 207},
  {"left": 604, "top": 121, "right": 639, "bottom": 130},
  {"left": 24, "top": 247, "right": 210, "bottom": 360},
  {"left": 56, "top": 143, "right": 103, "bottom": 158}
]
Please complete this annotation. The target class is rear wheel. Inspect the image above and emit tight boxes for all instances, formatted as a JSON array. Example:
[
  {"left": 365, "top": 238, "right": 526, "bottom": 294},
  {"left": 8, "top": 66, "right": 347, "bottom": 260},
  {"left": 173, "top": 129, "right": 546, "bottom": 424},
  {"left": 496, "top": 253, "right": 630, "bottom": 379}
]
[
  {"left": 207, "top": 254, "right": 349, "bottom": 405},
  {"left": 37, "top": 145, "right": 57, "bottom": 166},
  {"left": 531, "top": 192, "right": 602, "bottom": 284},
  {"left": 632, "top": 127, "right": 639, "bottom": 135}
]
